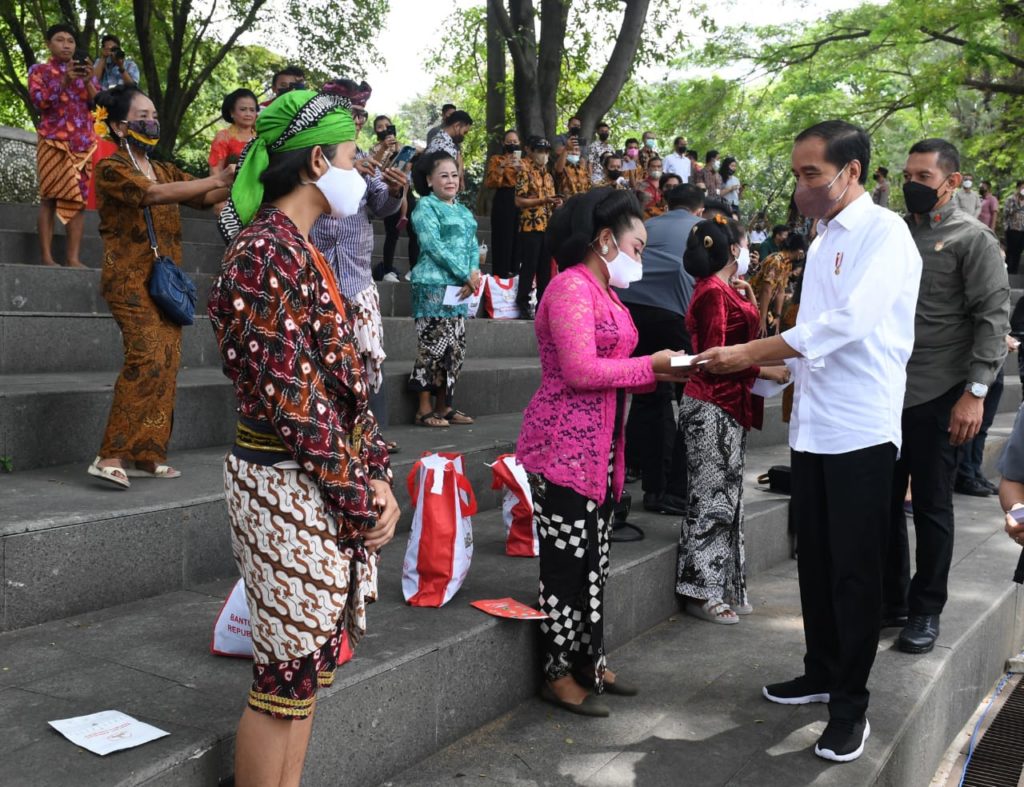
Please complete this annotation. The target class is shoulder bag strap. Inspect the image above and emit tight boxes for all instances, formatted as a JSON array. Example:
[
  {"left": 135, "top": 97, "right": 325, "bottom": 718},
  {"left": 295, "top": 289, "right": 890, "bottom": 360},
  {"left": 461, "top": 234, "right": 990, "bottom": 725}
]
[{"left": 142, "top": 206, "right": 160, "bottom": 260}]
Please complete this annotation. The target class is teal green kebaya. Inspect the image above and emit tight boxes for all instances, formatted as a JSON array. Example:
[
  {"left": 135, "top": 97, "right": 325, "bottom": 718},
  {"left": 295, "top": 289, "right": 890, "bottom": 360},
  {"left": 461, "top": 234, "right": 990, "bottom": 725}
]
[{"left": 410, "top": 193, "right": 480, "bottom": 318}]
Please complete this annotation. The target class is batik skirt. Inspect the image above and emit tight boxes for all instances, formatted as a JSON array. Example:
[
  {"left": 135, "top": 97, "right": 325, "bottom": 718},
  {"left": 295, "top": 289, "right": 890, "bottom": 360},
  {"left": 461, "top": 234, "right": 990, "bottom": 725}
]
[
  {"left": 530, "top": 451, "right": 614, "bottom": 693},
  {"left": 407, "top": 316, "right": 466, "bottom": 401},
  {"left": 675, "top": 396, "right": 748, "bottom": 608},
  {"left": 349, "top": 283, "right": 387, "bottom": 394},
  {"left": 224, "top": 454, "right": 378, "bottom": 719}
]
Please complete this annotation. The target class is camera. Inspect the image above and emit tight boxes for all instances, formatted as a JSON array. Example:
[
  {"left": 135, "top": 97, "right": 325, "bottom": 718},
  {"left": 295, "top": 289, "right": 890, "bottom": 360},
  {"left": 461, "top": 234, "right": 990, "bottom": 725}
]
[{"left": 111, "top": 47, "right": 125, "bottom": 60}]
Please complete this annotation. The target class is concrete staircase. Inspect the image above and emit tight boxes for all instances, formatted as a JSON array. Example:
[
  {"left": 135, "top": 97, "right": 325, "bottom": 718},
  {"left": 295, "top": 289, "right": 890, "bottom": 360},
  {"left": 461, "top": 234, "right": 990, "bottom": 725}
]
[{"left": 0, "top": 200, "right": 1022, "bottom": 787}]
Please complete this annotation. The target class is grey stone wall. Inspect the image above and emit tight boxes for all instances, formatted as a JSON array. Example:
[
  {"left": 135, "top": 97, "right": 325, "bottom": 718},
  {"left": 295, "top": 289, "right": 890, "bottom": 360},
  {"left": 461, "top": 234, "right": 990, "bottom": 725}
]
[{"left": 0, "top": 126, "right": 38, "bottom": 204}]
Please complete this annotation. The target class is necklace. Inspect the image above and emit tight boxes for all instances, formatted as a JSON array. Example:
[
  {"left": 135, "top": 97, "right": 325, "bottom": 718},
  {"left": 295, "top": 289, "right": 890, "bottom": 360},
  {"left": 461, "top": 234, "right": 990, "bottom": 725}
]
[{"left": 125, "top": 142, "right": 156, "bottom": 182}]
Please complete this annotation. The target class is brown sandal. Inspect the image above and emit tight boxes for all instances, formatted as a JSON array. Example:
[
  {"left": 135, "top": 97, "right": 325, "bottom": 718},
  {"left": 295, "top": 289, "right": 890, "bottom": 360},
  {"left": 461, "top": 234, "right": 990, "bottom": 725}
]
[
  {"left": 441, "top": 408, "right": 475, "bottom": 425},
  {"left": 416, "top": 411, "right": 449, "bottom": 428}
]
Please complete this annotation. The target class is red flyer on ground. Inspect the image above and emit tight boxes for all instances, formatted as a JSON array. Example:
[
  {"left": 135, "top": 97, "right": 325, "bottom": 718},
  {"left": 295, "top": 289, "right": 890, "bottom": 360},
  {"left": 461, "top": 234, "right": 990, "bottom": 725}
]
[{"left": 471, "top": 598, "right": 547, "bottom": 620}]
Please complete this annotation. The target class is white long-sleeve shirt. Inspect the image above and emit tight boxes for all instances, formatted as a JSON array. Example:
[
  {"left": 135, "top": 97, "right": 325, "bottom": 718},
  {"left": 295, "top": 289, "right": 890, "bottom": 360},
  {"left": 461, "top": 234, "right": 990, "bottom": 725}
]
[
  {"left": 662, "top": 153, "right": 691, "bottom": 181},
  {"left": 782, "top": 192, "right": 922, "bottom": 455}
]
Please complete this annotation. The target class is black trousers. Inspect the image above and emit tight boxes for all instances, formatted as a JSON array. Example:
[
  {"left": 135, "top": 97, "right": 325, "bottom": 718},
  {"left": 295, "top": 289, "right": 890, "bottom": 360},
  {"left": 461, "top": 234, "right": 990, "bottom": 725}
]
[
  {"left": 381, "top": 209, "right": 401, "bottom": 273},
  {"left": 1007, "top": 229, "right": 1024, "bottom": 275},
  {"left": 407, "top": 191, "right": 420, "bottom": 270},
  {"left": 792, "top": 442, "right": 896, "bottom": 721},
  {"left": 490, "top": 188, "right": 519, "bottom": 279},
  {"left": 516, "top": 230, "right": 551, "bottom": 308},
  {"left": 883, "top": 382, "right": 962, "bottom": 618},
  {"left": 623, "top": 303, "right": 691, "bottom": 497}
]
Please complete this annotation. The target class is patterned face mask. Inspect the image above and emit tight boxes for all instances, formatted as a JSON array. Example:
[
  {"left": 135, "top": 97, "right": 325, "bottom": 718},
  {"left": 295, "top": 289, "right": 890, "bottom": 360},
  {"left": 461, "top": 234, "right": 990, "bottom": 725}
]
[{"left": 124, "top": 119, "right": 161, "bottom": 152}]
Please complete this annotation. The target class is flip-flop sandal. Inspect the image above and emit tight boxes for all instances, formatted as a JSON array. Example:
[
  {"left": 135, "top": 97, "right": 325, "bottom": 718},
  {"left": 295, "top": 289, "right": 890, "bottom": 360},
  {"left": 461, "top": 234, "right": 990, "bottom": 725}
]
[
  {"left": 124, "top": 464, "right": 181, "bottom": 479},
  {"left": 87, "top": 457, "right": 130, "bottom": 489},
  {"left": 416, "top": 411, "right": 449, "bottom": 428},
  {"left": 685, "top": 599, "right": 739, "bottom": 625},
  {"left": 441, "top": 409, "right": 475, "bottom": 425}
]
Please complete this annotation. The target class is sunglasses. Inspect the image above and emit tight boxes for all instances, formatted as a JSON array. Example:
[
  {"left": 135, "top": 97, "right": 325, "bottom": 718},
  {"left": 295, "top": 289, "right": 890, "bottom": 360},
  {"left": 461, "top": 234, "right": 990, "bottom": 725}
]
[{"left": 352, "top": 110, "right": 368, "bottom": 120}]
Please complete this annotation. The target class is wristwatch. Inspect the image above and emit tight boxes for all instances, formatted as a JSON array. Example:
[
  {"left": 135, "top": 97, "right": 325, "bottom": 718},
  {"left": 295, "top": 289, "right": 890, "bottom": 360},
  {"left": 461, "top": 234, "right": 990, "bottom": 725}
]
[{"left": 966, "top": 382, "right": 989, "bottom": 398}]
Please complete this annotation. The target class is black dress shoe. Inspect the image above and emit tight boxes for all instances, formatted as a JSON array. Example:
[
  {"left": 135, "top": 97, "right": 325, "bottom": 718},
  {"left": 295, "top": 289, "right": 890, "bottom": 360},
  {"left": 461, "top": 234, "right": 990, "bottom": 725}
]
[
  {"left": 980, "top": 477, "right": 999, "bottom": 495},
  {"left": 642, "top": 492, "right": 686, "bottom": 517},
  {"left": 880, "top": 612, "right": 908, "bottom": 629},
  {"left": 897, "top": 614, "right": 940, "bottom": 654},
  {"left": 955, "top": 477, "right": 994, "bottom": 497}
]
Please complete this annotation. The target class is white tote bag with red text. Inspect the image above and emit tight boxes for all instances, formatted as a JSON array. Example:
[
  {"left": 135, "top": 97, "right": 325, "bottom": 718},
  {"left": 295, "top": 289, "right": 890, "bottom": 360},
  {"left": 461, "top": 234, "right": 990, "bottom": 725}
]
[
  {"left": 489, "top": 453, "right": 538, "bottom": 557},
  {"left": 483, "top": 276, "right": 521, "bottom": 319},
  {"left": 402, "top": 453, "right": 477, "bottom": 607}
]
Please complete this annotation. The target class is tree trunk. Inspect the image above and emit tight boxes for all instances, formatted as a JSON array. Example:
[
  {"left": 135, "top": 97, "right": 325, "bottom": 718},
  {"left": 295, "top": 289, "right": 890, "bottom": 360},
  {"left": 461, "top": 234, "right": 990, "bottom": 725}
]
[{"left": 485, "top": 0, "right": 507, "bottom": 155}]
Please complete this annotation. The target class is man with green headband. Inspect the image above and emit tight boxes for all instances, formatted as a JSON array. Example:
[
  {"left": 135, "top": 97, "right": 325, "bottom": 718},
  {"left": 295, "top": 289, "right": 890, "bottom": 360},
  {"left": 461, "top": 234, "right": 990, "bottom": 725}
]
[{"left": 209, "top": 86, "right": 400, "bottom": 785}]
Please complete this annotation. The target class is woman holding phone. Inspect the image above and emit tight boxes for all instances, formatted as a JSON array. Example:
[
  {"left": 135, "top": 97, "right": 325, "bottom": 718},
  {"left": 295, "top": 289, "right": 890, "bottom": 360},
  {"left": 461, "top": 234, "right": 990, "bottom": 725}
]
[
  {"left": 484, "top": 128, "right": 523, "bottom": 279},
  {"left": 373, "top": 114, "right": 416, "bottom": 281}
]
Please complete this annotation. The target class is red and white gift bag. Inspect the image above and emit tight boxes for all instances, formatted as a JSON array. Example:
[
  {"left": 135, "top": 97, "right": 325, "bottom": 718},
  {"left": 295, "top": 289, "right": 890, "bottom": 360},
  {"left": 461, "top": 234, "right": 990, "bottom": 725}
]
[
  {"left": 482, "top": 275, "right": 521, "bottom": 320},
  {"left": 210, "top": 578, "right": 353, "bottom": 663},
  {"left": 402, "top": 453, "right": 478, "bottom": 607},
  {"left": 489, "top": 453, "right": 538, "bottom": 557}
]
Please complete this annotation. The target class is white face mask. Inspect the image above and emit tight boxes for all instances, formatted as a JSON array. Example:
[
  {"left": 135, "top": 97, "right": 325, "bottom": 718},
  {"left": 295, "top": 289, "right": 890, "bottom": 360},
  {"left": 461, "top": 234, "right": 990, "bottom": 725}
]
[
  {"left": 963, "top": 179, "right": 973, "bottom": 189},
  {"left": 598, "top": 236, "right": 643, "bottom": 289},
  {"left": 649, "top": 170, "right": 662, "bottom": 180},
  {"left": 311, "top": 155, "right": 367, "bottom": 218},
  {"left": 735, "top": 246, "right": 751, "bottom": 277},
  {"left": 566, "top": 154, "right": 580, "bottom": 165}
]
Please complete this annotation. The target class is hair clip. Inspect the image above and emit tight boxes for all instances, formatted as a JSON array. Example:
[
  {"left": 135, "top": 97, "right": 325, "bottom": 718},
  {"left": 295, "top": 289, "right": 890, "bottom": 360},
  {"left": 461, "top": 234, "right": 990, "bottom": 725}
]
[
  {"left": 713, "top": 214, "right": 728, "bottom": 225},
  {"left": 93, "top": 106, "right": 109, "bottom": 139},
  {"left": 704, "top": 235, "right": 714, "bottom": 248}
]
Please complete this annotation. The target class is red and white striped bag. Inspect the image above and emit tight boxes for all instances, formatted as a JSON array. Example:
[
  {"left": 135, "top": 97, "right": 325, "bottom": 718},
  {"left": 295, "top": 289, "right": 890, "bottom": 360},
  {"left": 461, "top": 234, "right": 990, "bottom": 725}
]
[
  {"left": 402, "top": 453, "right": 477, "bottom": 607},
  {"left": 482, "top": 275, "right": 521, "bottom": 319},
  {"left": 489, "top": 453, "right": 538, "bottom": 557}
]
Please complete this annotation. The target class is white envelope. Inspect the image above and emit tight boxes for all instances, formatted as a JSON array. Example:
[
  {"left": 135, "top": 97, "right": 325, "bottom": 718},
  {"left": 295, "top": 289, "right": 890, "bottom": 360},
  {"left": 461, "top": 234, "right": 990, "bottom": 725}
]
[{"left": 49, "top": 710, "right": 169, "bottom": 756}]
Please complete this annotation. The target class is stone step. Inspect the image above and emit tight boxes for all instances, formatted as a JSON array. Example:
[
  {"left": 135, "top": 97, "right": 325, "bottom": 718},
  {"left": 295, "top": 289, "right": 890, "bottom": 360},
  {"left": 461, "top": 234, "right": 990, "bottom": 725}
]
[
  {"left": 0, "top": 412, "right": 526, "bottom": 631},
  {"left": 0, "top": 359, "right": 542, "bottom": 471},
  {"left": 0, "top": 313, "right": 538, "bottom": 374},
  {"left": 0, "top": 202, "right": 492, "bottom": 261},
  {"left": 0, "top": 265, "right": 414, "bottom": 317},
  {"left": 386, "top": 478, "right": 1023, "bottom": 787},
  {"left": 0, "top": 440, "right": 794, "bottom": 785}
]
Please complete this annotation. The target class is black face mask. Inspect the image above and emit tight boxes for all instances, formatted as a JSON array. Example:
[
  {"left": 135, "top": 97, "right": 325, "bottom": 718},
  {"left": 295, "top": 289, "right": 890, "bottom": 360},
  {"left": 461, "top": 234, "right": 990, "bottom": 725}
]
[
  {"left": 606, "top": 169, "right": 621, "bottom": 179},
  {"left": 903, "top": 181, "right": 942, "bottom": 215},
  {"left": 676, "top": 145, "right": 686, "bottom": 154},
  {"left": 376, "top": 124, "right": 396, "bottom": 141},
  {"left": 504, "top": 143, "right": 521, "bottom": 153},
  {"left": 597, "top": 131, "right": 610, "bottom": 142},
  {"left": 568, "top": 126, "right": 580, "bottom": 135}
]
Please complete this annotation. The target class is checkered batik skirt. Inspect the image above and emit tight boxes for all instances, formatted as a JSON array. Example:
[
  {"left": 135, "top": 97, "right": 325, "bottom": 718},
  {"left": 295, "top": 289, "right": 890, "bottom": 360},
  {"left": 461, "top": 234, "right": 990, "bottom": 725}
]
[{"left": 529, "top": 452, "right": 614, "bottom": 693}]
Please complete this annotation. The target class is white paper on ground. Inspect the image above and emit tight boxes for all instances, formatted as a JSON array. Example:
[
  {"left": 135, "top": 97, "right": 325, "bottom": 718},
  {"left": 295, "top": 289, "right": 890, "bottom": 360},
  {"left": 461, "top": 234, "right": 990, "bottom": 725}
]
[
  {"left": 443, "top": 285, "right": 472, "bottom": 306},
  {"left": 751, "top": 378, "right": 793, "bottom": 398},
  {"left": 48, "top": 710, "right": 170, "bottom": 756}
]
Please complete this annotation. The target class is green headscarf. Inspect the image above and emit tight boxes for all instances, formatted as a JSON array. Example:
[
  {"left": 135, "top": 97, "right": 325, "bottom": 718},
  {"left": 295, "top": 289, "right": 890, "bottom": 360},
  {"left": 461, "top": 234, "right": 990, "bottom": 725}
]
[{"left": 219, "top": 89, "right": 356, "bottom": 240}]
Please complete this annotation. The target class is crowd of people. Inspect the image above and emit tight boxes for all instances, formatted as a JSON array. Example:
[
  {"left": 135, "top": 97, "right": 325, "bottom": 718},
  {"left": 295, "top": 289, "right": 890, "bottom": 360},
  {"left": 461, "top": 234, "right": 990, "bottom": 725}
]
[{"left": 20, "top": 20, "right": 1024, "bottom": 780}]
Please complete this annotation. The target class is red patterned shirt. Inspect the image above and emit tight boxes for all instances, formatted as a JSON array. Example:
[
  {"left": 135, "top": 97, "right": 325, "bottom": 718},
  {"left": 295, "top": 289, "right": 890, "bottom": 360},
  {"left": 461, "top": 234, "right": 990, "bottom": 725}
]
[
  {"left": 209, "top": 207, "right": 391, "bottom": 536},
  {"left": 28, "top": 58, "right": 100, "bottom": 153}
]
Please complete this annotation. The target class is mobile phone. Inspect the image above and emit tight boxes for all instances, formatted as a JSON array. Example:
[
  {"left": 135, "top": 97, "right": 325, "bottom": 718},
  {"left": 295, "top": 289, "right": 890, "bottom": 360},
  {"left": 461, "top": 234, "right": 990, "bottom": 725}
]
[
  {"left": 376, "top": 124, "right": 397, "bottom": 142},
  {"left": 390, "top": 145, "right": 416, "bottom": 169},
  {"left": 1010, "top": 507, "right": 1024, "bottom": 524},
  {"left": 512, "top": 150, "right": 522, "bottom": 161},
  {"left": 73, "top": 50, "right": 91, "bottom": 66}
]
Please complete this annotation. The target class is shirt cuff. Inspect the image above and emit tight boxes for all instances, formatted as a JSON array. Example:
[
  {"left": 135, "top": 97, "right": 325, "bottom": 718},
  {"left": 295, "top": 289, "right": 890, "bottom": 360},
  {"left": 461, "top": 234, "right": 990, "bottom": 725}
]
[
  {"left": 780, "top": 325, "right": 825, "bottom": 370},
  {"left": 968, "top": 361, "right": 999, "bottom": 388}
]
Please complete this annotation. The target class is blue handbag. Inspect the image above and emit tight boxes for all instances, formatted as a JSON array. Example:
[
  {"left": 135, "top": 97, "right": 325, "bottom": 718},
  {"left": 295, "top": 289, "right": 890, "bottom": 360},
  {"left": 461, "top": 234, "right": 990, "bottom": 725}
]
[{"left": 145, "top": 206, "right": 196, "bottom": 326}]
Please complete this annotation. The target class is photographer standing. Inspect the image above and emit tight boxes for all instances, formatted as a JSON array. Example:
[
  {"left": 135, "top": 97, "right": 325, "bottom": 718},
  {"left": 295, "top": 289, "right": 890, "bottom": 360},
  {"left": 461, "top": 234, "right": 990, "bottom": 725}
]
[
  {"left": 93, "top": 35, "right": 138, "bottom": 89},
  {"left": 28, "top": 23, "right": 100, "bottom": 268}
]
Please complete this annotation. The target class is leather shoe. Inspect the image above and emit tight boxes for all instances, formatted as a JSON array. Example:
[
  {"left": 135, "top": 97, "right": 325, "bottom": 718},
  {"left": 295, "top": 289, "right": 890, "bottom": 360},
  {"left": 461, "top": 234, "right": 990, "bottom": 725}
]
[
  {"left": 880, "top": 610, "right": 908, "bottom": 629},
  {"left": 955, "top": 477, "right": 993, "bottom": 497},
  {"left": 980, "top": 477, "right": 999, "bottom": 495},
  {"left": 897, "top": 614, "right": 940, "bottom": 654},
  {"left": 643, "top": 492, "right": 686, "bottom": 517}
]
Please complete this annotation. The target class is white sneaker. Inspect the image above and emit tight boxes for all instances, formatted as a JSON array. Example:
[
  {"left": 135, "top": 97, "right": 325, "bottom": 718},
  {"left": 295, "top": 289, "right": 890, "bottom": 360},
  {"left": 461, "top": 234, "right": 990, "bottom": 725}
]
[{"left": 383, "top": 272, "right": 400, "bottom": 282}]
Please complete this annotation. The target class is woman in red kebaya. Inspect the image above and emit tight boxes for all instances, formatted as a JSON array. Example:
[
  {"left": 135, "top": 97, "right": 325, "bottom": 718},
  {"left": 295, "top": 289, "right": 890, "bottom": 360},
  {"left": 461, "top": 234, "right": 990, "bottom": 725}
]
[{"left": 675, "top": 215, "right": 790, "bottom": 625}]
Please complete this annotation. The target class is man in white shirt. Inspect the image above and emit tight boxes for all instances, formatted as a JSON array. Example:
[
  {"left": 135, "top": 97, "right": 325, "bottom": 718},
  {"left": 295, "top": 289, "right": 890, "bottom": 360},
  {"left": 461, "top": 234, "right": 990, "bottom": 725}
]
[
  {"left": 696, "top": 120, "right": 922, "bottom": 764},
  {"left": 662, "top": 136, "right": 691, "bottom": 182}
]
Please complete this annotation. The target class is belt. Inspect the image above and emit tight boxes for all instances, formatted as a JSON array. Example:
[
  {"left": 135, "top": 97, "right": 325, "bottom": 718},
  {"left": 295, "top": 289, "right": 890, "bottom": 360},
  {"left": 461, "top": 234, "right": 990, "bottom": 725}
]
[{"left": 234, "top": 419, "right": 364, "bottom": 457}]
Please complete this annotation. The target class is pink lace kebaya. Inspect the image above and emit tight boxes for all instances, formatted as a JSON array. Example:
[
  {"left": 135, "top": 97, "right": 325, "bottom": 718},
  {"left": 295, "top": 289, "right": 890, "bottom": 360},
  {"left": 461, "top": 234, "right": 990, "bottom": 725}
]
[{"left": 517, "top": 264, "right": 656, "bottom": 502}]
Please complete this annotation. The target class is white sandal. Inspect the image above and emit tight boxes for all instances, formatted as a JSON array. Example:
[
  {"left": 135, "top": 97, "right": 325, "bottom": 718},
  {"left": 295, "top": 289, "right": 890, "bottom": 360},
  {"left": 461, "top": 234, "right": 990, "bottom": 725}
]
[
  {"left": 87, "top": 457, "right": 130, "bottom": 489},
  {"left": 685, "top": 599, "right": 739, "bottom": 625},
  {"left": 124, "top": 463, "right": 181, "bottom": 479},
  {"left": 731, "top": 602, "right": 754, "bottom": 615}
]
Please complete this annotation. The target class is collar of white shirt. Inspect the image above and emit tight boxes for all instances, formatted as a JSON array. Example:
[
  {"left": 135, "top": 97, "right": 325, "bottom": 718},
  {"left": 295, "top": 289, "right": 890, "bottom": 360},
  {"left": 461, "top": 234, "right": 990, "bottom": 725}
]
[{"left": 816, "top": 191, "right": 873, "bottom": 236}]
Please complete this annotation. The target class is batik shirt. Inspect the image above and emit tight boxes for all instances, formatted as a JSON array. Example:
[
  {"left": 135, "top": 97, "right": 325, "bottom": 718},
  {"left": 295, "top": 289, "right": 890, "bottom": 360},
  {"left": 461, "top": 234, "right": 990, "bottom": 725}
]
[
  {"left": 425, "top": 129, "right": 460, "bottom": 159},
  {"left": 27, "top": 58, "right": 100, "bottom": 152},
  {"left": 1006, "top": 195, "right": 1024, "bottom": 232},
  {"left": 484, "top": 154, "right": 519, "bottom": 189},
  {"left": 516, "top": 158, "right": 556, "bottom": 233},
  {"left": 557, "top": 161, "right": 591, "bottom": 197},
  {"left": 587, "top": 139, "right": 615, "bottom": 184},
  {"left": 209, "top": 207, "right": 391, "bottom": 537}
]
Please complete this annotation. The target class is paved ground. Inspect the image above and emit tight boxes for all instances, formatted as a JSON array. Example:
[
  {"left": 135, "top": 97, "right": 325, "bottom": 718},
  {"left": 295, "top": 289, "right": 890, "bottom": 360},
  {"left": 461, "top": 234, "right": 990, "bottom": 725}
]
[{"left": 383, "top": 487, "right": 1024, "bottom": 787}]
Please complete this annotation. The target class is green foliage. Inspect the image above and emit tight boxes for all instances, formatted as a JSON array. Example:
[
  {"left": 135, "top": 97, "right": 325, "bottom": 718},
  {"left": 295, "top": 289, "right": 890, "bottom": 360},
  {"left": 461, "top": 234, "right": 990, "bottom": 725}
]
[{"left": 0, "top": 456, "right": 12, "bottom": 473}]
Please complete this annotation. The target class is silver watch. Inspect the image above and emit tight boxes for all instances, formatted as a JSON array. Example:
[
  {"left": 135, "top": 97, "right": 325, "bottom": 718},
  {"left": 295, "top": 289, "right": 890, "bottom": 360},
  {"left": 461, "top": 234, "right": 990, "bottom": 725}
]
[{"left": 966, "top": 382, "right": 989, "bottom": 399}]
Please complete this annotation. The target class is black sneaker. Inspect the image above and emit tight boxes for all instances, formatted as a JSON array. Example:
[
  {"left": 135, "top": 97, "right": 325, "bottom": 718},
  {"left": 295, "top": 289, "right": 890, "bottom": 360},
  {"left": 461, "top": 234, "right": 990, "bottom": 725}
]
[
  {"left": 762, "top": 676, "right": 830, "bottom": 705},
  {"left": 815, "top": 717, "right": 870, "bottom": 762}
]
